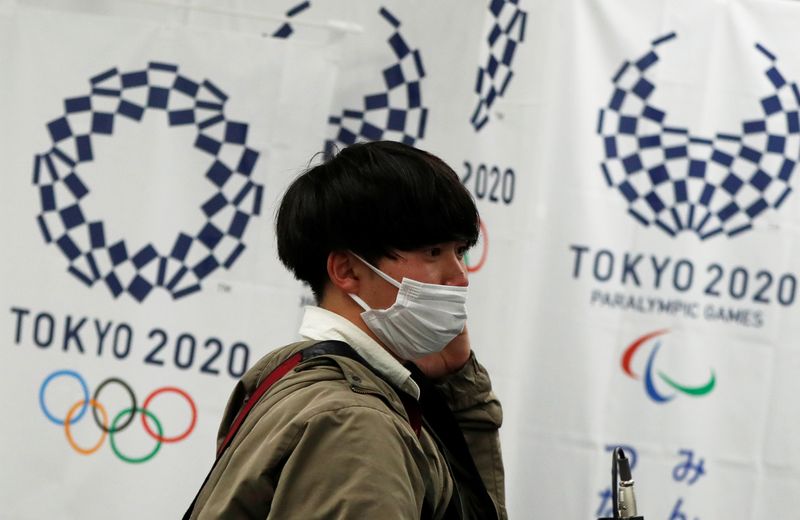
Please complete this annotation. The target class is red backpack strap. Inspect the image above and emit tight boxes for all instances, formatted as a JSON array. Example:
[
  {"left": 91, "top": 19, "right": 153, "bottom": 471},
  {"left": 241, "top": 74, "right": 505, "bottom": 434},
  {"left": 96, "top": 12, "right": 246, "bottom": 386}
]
[{"left": 216, "top": 351, "right": 302, "bottom": 458}]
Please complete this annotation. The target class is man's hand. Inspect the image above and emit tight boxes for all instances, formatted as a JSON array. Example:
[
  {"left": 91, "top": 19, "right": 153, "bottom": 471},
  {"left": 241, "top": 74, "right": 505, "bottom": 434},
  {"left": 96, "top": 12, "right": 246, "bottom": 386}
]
[{"left": 414, "top": 326, "right": 471, "bottom": 380}]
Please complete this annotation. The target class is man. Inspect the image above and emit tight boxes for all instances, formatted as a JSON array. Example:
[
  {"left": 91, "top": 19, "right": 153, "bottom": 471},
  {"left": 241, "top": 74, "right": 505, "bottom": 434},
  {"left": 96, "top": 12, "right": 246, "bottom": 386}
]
[{"left": 187, "top": 141, "right": 506, "bottom": 519}]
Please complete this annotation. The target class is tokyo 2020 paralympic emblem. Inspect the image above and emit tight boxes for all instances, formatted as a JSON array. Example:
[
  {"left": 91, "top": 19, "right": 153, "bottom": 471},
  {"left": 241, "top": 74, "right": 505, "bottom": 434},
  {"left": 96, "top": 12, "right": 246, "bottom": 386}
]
[
  {"left": 621, "top": 330, "right": 716, "bottom": 404},
  {"left": 39, "top": 369, "right": 196, "bottom": 463},
  {"left": 597, "top": 33, "right": 800, "bottom": 240},
  {"left": 33, "top": 62, "right": 263, "bottom": 302}
]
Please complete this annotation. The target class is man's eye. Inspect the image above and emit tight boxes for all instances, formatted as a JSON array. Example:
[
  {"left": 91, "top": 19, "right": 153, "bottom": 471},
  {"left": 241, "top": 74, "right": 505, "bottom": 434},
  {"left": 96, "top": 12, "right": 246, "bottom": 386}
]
[
  {"left": 428, "top": 247, "right": 442, "bottom": 257},
  {"left": 456, "top": 246, "right": 469, "bottom": 258}
]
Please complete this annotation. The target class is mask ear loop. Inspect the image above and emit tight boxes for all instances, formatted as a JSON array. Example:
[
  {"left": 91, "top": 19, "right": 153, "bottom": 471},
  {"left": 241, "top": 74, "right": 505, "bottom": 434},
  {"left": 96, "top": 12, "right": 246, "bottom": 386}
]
[
  {"left": 348, "top": 253, "right": 405, "bottom": 313},
  {"left": 349, "top": 293, "right": 372, "bottom": 312},
  {"left": 350, "top": 252, "right": 402, "bottom": 289}
]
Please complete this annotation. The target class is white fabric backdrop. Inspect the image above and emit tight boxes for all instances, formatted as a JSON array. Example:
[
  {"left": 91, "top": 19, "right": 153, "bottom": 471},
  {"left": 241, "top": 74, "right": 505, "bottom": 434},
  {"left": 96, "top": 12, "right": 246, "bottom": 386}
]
[
  {"left": 3, "top": 0, "right": 800, "bottom": 519},
  {"left": 0, "top": 3, "right": 338, "bottom": 518}
]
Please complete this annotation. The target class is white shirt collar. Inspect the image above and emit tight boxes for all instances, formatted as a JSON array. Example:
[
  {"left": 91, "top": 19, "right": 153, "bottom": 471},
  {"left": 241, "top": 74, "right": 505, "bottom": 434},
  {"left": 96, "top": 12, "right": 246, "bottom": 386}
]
[{"left": 298, "top": 306, "right": 420, "bottom": 399}]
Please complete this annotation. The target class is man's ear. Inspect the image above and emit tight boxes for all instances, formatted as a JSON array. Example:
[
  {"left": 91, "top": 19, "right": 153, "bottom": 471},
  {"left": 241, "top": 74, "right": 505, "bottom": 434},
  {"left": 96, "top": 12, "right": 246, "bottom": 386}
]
[{"left": 326, "top": 251, "right": 361, "bottom": 293}]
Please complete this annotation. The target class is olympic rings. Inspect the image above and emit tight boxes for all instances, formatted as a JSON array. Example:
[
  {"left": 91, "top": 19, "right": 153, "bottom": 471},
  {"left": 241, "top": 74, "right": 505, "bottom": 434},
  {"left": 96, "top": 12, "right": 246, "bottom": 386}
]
[
  {"left": 110, "top": 408, "right": 163, "bottom": 464},
  {"left": 39, "top": 370, "right": 89, "bottom": 425},
  {"left": 141, "top": 387, "right": 197, "bottom": 443},
  {"left": 465, "top": 219, "right": 488, "bottom": 273},
  {"left": 38, "top": 370, "right": 196, "bottom": 463},
  {"left": 92, "top": 377, "right": 136, "bottom": 433},
  {"left": 65, "top": 399, "right": 108, "bottom": 455}
]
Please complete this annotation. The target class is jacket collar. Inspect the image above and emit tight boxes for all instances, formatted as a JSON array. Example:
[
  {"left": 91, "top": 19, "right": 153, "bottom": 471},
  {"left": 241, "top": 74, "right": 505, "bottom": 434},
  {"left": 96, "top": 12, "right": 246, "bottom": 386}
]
[{"left": 298, "top": 305, "right": 420, "bottom": 399}]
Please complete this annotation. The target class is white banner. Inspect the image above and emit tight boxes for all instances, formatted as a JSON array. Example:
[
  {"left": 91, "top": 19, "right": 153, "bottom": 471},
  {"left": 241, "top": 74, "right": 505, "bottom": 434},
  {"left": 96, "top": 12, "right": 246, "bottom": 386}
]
[
  {"left": 262, "top": 1, "right": 800, "bottom": 518},
  {"left": 5, "top": 1, "right": 800, "bottom": 519},
  {"left": 0, "top": 4, "right": 337, "bottom": 518},
  {"left": 497, "top": 1, "right": 800, "bottom": 518}
]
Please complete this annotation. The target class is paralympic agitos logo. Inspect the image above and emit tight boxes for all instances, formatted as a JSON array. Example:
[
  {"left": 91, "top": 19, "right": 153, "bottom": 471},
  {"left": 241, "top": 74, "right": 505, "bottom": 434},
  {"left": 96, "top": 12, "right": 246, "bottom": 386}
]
[{"left": 621, "top": 330, "right": 716, "bottom": 404}]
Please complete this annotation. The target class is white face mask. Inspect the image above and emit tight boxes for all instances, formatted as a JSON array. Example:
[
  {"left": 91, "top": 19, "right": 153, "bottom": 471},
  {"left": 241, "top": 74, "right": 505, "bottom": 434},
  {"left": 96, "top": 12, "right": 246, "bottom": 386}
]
[{"left": 348, "top": 253, "right": 468, "bottom": 360}]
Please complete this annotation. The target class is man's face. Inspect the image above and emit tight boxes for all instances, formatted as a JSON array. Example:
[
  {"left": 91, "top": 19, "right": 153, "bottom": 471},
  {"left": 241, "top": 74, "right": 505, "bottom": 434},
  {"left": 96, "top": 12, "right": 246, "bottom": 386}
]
[{"left": 359, "top": 240, "right": 470, "bottom": 310}]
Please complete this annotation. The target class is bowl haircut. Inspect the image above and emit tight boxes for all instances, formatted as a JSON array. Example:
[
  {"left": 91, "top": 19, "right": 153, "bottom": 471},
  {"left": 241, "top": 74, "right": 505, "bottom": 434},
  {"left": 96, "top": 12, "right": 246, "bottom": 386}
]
[{"left": 276, "top": 140, "right": 480, "bottom": 302}]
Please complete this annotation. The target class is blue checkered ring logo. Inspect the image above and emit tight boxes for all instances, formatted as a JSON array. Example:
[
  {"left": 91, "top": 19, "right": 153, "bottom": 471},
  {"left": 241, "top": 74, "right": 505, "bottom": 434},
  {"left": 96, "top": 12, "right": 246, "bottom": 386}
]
[
  {"left": 471, "top": 0, "right": 527, "bottom": 132},
  {"left": 324, "top": 7, "right": 428, "bottom": 156},
  {"left": 33, "top": 62, "right": 263, "bottom": 302},
  {"left": 597, "top": 33, "right": 800, "bottom": 239}
]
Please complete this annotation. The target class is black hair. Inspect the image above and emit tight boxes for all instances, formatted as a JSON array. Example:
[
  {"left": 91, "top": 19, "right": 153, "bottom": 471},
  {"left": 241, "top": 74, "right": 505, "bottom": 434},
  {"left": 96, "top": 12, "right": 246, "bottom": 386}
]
[{"left": 276, "top": 140, "right": 479, "bottom": 301}]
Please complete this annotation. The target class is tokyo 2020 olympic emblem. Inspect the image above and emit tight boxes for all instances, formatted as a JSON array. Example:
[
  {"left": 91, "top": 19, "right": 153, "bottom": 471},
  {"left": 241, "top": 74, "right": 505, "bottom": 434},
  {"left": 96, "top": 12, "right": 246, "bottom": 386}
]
[
  {"left": 39, "top": 369, "right": 196, "bottom": 463},
  {"left": 597, "top": 33, "right": 800, "bottom": 240},
  {"left": 324, "top": 7, "right": 428, "bottom": 157},
  {"left": 265, "top": 4, "right": 429, "bottom": 155},
  {"left": 33, "top": 62, "right": 263, "bottom": 302},
  {"left": 471, "top": 0, "right": 527, "bottom": 132}
]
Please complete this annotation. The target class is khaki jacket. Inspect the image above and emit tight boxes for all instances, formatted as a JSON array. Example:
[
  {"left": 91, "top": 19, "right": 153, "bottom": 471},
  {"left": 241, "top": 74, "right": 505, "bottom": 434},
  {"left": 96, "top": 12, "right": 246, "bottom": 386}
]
[{"left": 190, "top": 340, "right": 506, "bottom": 519}]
